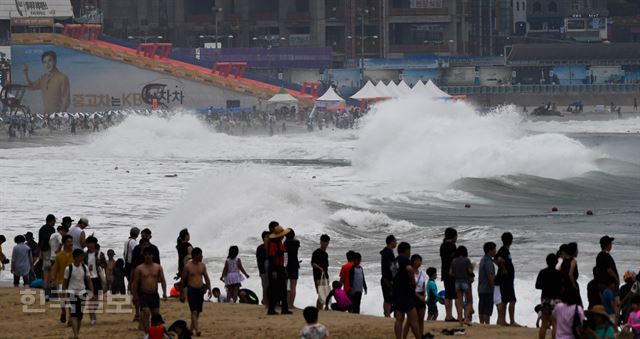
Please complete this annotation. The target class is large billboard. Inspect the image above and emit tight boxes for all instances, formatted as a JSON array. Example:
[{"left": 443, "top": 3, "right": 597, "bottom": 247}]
[
  {"left": 0, "top": 0, "right": 73, "bottom": 19},
  {"left": 11, "top": 44, "right": 258, "bottom": 114}
]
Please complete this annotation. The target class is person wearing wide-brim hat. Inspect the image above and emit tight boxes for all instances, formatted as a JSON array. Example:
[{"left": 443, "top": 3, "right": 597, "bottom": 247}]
[
  {"left": 584, "top": 305, "right": 616, "bottom": 339},
  {"left": 269, "top": 225, "right": 290, "bottom": 239},
  {"left": 267, "top": 225, "right": 291, "bottom": 315}
]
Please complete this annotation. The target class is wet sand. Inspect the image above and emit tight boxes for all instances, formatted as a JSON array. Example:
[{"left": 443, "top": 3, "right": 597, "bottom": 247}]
[{"left": 0, "top": 286, "right": 537, "bottom": 339}]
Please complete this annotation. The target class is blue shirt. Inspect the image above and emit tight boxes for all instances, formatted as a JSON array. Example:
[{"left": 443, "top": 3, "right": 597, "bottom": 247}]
[
  {"left": 602, "top": 288, "right": 615, "bottom": 315},
  {"left": 478, "top": 255, "right": 495, "bottom": 294}
]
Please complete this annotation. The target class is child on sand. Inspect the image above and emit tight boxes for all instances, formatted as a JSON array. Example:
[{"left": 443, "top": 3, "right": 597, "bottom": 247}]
[
  {"left": 622, "top": 296, "right": 640, "bottom": 339},
  {"left": 325, "top": 281, "right": 352, "bottom": 312},
  {"left": 212, "top": 287, "right": 229, "bottom": 303},
  {"left": 145, "top": 313, "right": 171, "bottom": 339},
  {"left": 111, "top": 258, "right": 126, "bottom": 295},
  {"left": 105, "top": 249, "right": 116, "bottom": 292},
  {"left": 347, "top": 252, "right": 367, "bottom": 314},
  {"left": 220, "top": 245, "right": 250, "bottom": 303},
  {"left": 426, "top": 267, "right": 440, "bottom": 321},
  {"left": 300, "top": 306, "right": 331, "bottom": 339}
]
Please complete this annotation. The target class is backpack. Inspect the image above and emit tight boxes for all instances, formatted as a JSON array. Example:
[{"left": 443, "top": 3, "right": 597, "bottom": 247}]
[{"left": 64, "top": 263, "right": 89, "bottom": 291}]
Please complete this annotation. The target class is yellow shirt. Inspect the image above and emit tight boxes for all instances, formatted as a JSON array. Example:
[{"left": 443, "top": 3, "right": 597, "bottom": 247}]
[
  {"left": 31, "top": 69, "right": 71, "bottom": 114},
  {"left": 51, "top": 249, "right": 73, "bottom": 285}
]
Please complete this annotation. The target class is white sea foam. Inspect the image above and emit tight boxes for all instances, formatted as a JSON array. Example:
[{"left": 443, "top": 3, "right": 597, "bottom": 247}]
[{"left": 352, "top": 96, "right": 600, "bottom": 190}]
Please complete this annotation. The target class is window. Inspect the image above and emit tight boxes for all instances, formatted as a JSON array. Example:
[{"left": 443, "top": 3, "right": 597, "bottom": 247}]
[
  {"left": 548, "top": 2, "right": 557, "bottom": 12},
  {"left": 533, "top": 2, "right": 542, "bottom": 13},
  {"left": 516, "top": 2, "right": 520, "bottom": 11},
  {"left": 571, "top": 0, "right": 583, "bottom": 12},
  {"left": 295, "top": 0, "right": 309, "bottom": 12}
]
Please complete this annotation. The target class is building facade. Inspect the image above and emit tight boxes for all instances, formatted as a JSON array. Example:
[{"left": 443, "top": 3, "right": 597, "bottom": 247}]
[{"left": 102, "top": 0, "right": 478, "bottom": 60}]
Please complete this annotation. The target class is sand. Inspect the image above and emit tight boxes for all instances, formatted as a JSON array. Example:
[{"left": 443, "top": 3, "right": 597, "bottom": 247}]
[{"left": 0, "top": 286, "right": 538, "bottom": 339}]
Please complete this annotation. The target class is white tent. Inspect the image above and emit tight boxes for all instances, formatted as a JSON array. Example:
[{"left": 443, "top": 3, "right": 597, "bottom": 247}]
[
  {"left": 424, "top": 80, "right": 452, "bottom": 99},
  {"left": 375, "top": 81, "right": 393, "bottom": 98},
  {"left": 351, "top": 81, "right": 384, "bottom": 100},
  {"left": 385, "top": 81, "right": 402, "bottom": 98},
  {"left": 410, "top": 80, "right": 426, "bottom": 93},
  {"left": 397, "top": 80, "right": 412, "bottom": 95},
  {"left": 268, "top": 87, "right": 299, "bottom": 104},
  {"left": 316, "top": 87, "right": 345, "bottom": 102}
]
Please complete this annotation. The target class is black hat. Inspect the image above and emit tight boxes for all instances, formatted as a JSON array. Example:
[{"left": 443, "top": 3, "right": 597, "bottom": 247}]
[
  {"left": 24, "top": 232, "right": 34, "bottom": 239},
  {"left": 62, "top": 216, "right": 74, "bottom": 224},
  {"left": 600, "top": 235, "right": 614, "bottom": 246}
]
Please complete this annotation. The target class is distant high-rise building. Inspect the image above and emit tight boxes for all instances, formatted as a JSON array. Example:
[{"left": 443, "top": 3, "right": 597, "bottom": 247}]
[{"left": 102, "top": 0, "right": 474, "bottom": 60}]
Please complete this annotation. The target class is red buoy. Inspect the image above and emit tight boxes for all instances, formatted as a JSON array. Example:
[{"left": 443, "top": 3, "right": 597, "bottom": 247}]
[
  {"left": 464, "top": 204, "right": 471, "bottom": 208},
  {"left": 551, "top": 207, "right": 558, "bottom": 212},
  {"left": 586, "top": 210, "right": 594, "bottom": 216}
]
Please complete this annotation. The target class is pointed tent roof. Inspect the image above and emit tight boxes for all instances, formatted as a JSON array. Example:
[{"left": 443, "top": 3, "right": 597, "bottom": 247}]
[
  {"left": 316, "top": 86, "right": 345, "bottom": 102},
  {"left": 268, "top": 87, "right": 299, "bottom": 103},
  {"left": 411, "top": 80, "right": 426, "bottom": 93},
  {"left": 397, "top": 80, "right": 412, "bottom": 95},
  {"left": 424, "top": 80, "right": 451, "bottom": 99},
  {"left": 386, "top": 81, "right": 402, "bottom": 98},
  {"left": 375, "top": 81, "right": 393, "bottom": 98},
  {"left": 351, "top": 81, "right": 384, "bottom": 100}
]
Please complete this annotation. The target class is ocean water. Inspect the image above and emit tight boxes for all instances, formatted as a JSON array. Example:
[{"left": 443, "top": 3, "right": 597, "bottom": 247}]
[{"left": 1, "top": 96, "right": 639, "bottom": 328}]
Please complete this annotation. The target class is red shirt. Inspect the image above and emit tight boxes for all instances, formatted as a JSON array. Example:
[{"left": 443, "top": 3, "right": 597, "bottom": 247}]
[
  {"left": 148, "top": 325, "right": 166, "bottom": 339},
  {"left": 269, "top": 240, "right": 285, "bottom": 268},
  {"left": 340, "top": 262, "right": 354, "bottom": 292}
]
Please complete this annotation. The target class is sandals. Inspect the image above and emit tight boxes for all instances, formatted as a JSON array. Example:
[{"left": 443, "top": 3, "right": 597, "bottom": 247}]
[{"left": 441, "top": 328, "right": 466, "bottom": 336}]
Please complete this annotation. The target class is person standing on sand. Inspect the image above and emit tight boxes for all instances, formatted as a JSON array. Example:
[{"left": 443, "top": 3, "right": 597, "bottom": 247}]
[
  {"left": 38, "top": 214, "right": 56, "bottom": 299},
  {"left": 52, "top": 235, "right": 74, "bottom": 324},
  {"left": 560, "top": 243, "right": 583, "bottom": 308},
  {"left": 132, "top": 246, "right": 167, "bottom": 333},
  {"left": 180, "top": 247, "right": 212, "bottom": 337},
  {"left": 312, "top": 234, "right": 331, "bottom": 310},
  {"left": 634, "top": 98, "right": 638, "bottom": 112},
  {"left": 495, "top": 232, "right": 520, "bottom": 326},
  {"left": 220, "top": 245, "right": 249, "bottom": 303},
  {"left": 124, "top": 227, "right": 140, "bottom": 289},
  {"left": 267, "top": 225, "right": 291, "bottom": 315},
  {"left": 380, "top": 235, "right": 397, "bottom": 318},
  {"left": 64, "top": 249, "right": 94, "bottom": 339},
  {"left": 478, "top": 242, "right": 497, "bottom": 325},
  {"left": 69, "top": 218, "right": 89, "bottom": 250},
  {"left": 175, "top": 228, "right": 192, "bottom": 280},
  {"left": 11, "top": 235, "right": 33, "bottom": 287},
  {"left": 440, "top": 228, "right": 458, "bottom": 322},
  {"left": 450, "top": 246, "right": 474, "bottom": 327},
  {"left": 535, "top": 253, "right": 562, "bottom": 339},
  {"left": 256, "top": 231, "right": 270, "bottom": 306},
  {"left": 285, "top": 229, "right": 300, "bottom": 309},
  {"left": 393, "top": 242, "right": 422, "bottom": 339},
  {"left": 402, "top": 254, "right": 426, "bottom": 338},
  {"left": 551, "top": 293, "right": 584, "bottom": 339},
  {"left": 0, "top": 235, "right": 7, "bottom": 272},
  {"left": 596, "top": 236, "right": 619, "bottom": 294}
]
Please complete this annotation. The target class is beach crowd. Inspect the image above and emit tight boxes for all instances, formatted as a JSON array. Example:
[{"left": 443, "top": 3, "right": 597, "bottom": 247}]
[{"left": 0, "top": 216, "right": 639, "bottom": 339}]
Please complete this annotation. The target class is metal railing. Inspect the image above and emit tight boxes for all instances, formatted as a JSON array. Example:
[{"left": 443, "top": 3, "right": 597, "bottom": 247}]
[{"left": 442, "top": 84, "right": 640, "bottom": 95}]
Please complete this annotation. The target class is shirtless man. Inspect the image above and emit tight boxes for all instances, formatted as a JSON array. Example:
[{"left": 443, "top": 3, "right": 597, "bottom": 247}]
[
  {"left": 132, "top": 247, "right": 167, "bottom": 333},
  {"left": 180, "top": 247, "right": 212, "bottom": 337}
]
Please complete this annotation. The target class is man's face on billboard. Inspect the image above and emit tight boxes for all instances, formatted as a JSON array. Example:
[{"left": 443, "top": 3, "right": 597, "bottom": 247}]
[{"left": 42, "top": 55, "right": 56, "bottom": 72}]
